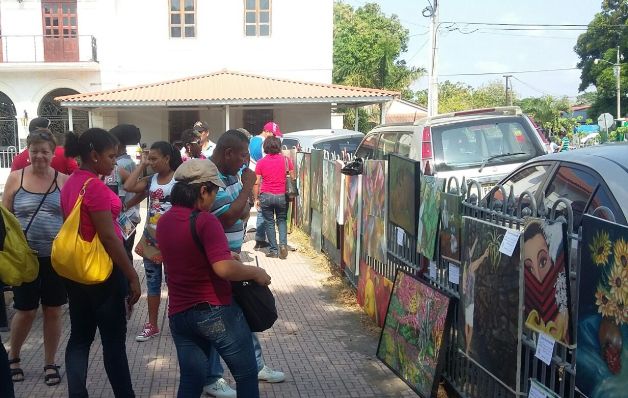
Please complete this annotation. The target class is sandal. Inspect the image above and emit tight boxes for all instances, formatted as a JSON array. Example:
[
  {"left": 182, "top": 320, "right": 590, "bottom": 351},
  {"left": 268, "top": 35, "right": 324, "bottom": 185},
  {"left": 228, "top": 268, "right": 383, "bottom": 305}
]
[
  {"left": 44, "top": 364, "right": 61, "bottom": 386},
  {"left": 8, "top": 358, "right": 24, "bottom": 382}
]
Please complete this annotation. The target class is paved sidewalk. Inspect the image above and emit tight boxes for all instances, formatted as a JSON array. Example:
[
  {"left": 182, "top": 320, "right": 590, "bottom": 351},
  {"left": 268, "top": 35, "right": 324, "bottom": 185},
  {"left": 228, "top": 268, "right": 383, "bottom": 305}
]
[{"left": 2, "top": 229, "right": 416, "bottom": 397}]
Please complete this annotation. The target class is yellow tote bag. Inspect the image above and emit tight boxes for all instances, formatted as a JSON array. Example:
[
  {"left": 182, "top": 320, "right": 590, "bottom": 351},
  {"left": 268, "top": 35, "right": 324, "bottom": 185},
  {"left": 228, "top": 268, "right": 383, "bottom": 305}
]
[{"left": 51, "top": 178, "right": 113, "bottom": 284}]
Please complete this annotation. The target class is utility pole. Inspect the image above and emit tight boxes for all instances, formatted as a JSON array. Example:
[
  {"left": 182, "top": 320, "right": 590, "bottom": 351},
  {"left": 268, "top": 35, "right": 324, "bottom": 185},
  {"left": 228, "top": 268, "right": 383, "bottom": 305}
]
[
  {"left": 503, "top": 74, "right": 512, "bottom": 106},
  {"left": 424, "top": 1, "right": 439, "bottom": 117}
]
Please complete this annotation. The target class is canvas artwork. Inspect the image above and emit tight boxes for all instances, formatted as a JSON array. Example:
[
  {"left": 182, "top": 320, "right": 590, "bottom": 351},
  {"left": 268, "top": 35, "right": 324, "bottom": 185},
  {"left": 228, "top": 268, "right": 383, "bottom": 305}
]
[
  {"left": 310, "top": 149, "right": 323, "bottom": 213},
  {"left": 362, "top": 160, "right": 387, "bottom": 263},
  {"left": 297, "top": 152, "right": 311, "bottom": 233},
  {"left": 522, "top": 218, "right": 571, "bottom": 346},
  {"left": 388, "top": 155, "right": 419, "bottom": 235},
  {"left": 377, "top": 270, "right": 451, "bottom": 398},
  {"left": 576, "top": 215, "right": 628, "bottom": 398},
  {"left": 363, "top": 215, "right": 387, "bottom": 264},
  {"left": 417, "top": 176, "right": 445, "bottom": 260},
  {"left": 459, "top": 217, "right": 522, "bottom": 392},
  {"left": 439, "top": 192, "right": 463, "bottom": 263},
  {"left": 310, "top": 209, "right": 323, "bottom": 252},
  {"left": 343, "top": 175, "right": 362, "bottom": 275},
  {"left": 322, "top": 159, "right": 338, "bottom": 245},
  {"left": 357, "top": 260, "right": 393, "bottom": 327}
]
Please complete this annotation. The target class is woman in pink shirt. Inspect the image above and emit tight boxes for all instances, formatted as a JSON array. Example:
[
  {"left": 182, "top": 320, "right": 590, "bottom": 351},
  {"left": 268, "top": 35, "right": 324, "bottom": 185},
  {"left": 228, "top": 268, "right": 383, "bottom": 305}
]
[{"left": 253, "top": 136, "right": 295, "bottom": 259}]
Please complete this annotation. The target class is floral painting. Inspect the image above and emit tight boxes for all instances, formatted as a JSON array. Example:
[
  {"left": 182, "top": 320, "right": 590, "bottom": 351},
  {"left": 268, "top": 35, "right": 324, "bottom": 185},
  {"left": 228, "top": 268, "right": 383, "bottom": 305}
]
[
  {"left": 417, "top": 176, "right": 445, "bottom": 260},
  {"left": 388, "top": 155, "right": 419, "bottom": 235},
  {"left": 343, "top": 174, "right": 362, "bottom": 275},
  {"left": 362, "top": 160, "right": 387, "bottom": 263},
  {"left": 439, "top": 192, "right": 462, "bottom": 263},
  {"left": 310, "top": 209, "right": 322, "bottom": 252},
  {"left": 322, "top": 159, "right": 339, "bottom": 245},
  {"left": 523, "top": 218, "right": 571, "bottom": 346},
  {"left": 459, "top": 217, "right": 522, "bottom": 392},
  {"left": 377, "top": 270, "right": 451, "bottom": 398},
  {"left": 357, "top": 260, "right": 393, "bottom": 327},
  {"left": 297, "top": 152, "right": 311, "bottom": 233},
  {"left": 310, "top": 149, "right": 323, "bottom": 213},
  {"left": 576, "top": 215, "right": 628, "bottom": 398}
]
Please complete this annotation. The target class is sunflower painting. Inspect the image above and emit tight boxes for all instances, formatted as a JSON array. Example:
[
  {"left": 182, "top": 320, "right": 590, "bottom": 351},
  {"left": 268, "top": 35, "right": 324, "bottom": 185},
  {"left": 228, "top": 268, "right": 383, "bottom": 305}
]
[{"left": 577, "top": 215, "right": 628, "bottom": 398}]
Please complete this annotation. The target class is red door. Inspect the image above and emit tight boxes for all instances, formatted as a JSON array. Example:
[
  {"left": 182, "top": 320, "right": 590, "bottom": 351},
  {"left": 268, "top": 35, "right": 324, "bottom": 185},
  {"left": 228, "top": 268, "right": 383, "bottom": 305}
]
[{"left": 42, "top": 0, "right": 78, "bottom": 62}]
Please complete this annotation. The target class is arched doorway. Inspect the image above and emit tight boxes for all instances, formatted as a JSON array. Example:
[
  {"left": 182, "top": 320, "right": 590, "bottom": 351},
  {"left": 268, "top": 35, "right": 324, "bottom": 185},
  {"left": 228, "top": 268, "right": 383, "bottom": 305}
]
[
  {"left": 0, "top": 91, "right": 18, "bottom": 148},
  {"left": 38, "top": 88, "right": 88, "bottom": 135}
]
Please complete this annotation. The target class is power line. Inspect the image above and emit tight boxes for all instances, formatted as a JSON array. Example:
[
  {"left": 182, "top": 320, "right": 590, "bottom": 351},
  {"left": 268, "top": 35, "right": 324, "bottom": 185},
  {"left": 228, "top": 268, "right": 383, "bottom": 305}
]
[
  {"left": 472, "top": 31, "right": 580, "bottom": 40},
  {"left": 440, "top": 67, "right": 580, "bottom": 77},
  {"left": 511, "top": 76, "right": 553, "bottom": 96},
  {"left": 440, "top": 21, "right": 625, "bottom": 27}
]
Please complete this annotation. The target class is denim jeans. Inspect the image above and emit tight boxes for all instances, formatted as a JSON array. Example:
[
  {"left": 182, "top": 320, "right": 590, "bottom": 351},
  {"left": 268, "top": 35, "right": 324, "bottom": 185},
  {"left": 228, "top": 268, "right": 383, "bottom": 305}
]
[
  {"left": 170, "top": 302, "right": 259, "bottom": 398},
  {"left": 205, "top": 333, "right": 265, "bottom": 385},
  {"left": 260, "top": 192, "right": 287, "bottom": 253},
  {"left": 65, "top": 268, "right": 134, "bottom": 398},
  {"left": 254, "top": 210, "right": 267, "bottom": 243}
]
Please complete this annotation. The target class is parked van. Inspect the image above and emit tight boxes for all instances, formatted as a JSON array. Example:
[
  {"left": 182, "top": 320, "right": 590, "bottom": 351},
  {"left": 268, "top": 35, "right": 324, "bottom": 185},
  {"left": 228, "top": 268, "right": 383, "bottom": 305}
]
[
  {"left": 282, "top": 129, "right": 363, "bottom": 156},
  {"left": 354, "top": 106, "right": 548, "bottom": 194}
]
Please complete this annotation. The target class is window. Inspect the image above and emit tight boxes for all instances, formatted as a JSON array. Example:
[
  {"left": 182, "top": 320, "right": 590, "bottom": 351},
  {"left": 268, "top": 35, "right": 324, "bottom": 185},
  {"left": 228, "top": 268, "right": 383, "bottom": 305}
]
[
  {"left": 243, "top": 109, "right": 273, "bottom": 137},
  {"left": 376, "top": 132, "right": 398, "bottom": 159},
  {"left": 397, "top": 132, "right": 413, "bottom": 157},
  {"left": 170, "top": 0, "right": 195, "bottom": 38},
  {"left": 545, "top": 166, "right": 598, "bottom": 226},
  {"left": 354, "top": 133, "right": 378, "bottom": 159},
  {"left": 489, "top": 164, "right": 551, "bottom": 210},
  {"left": 587, "top": 185, "right": 624, "bottom": 224},
  {"left": 244, "top": 0, "right": 271, "bottom": 37},
  {"left": 168, "top": 110, "right": 199, "bottom": 143}
]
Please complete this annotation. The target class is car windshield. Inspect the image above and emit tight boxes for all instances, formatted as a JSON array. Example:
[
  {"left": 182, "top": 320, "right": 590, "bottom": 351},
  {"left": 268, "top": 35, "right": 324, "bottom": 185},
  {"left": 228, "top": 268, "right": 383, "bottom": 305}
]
[
  {"left": 313, "top": 137, "right": 362, "bottom": 156},
  {"left": 281, "top": 138, "right": 299, "bottom": 149},
  {"left": 432, "top": 117, "right": 540, "bottom": 171}
]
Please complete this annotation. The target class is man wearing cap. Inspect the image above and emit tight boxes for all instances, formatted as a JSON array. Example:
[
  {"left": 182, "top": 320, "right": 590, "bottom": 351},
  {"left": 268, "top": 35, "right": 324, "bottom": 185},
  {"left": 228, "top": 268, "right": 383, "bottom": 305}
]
[
  {"left": 204, "top": 129, "right": 285, "bottom": 398},
  {"left": 10, "top": 117, "right": 79, "bottom": 174},
  {"left": 193, "top": 120, "right": 216, "bottom": 158}
]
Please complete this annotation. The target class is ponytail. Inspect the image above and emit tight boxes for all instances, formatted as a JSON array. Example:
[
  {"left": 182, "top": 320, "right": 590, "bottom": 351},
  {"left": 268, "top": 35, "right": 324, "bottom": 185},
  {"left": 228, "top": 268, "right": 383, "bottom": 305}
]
[
  {"left": 64, "top": 128, "right": 118, "bottom": 161},
  {"left": 150, "top": 141, "right": 182, "bottom": 171}
]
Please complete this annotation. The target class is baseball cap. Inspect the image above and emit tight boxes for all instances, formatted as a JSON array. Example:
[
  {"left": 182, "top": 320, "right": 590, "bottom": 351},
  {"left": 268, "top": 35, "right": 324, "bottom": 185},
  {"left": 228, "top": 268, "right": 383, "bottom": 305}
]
[
  {"left": 263, "top": 121, "right": 282, "bottom": 137},
  {"left": 174, "top": 159, "right": 226, "bottom": 188},
  {"left": 193, "top": 121, "right": 209, "bottom": 132}
]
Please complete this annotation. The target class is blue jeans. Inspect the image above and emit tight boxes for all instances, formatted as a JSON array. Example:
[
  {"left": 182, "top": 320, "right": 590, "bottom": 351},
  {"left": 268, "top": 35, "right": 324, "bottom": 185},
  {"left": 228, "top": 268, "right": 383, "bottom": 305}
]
[
  {"left": 260, "top": 193, "right": 287, "bottom": 253},
  {"left": 169, "top": 302, "right": 259, "bottom": 398},
  {"left": 205, "top": 333, "right": 265, "bottom": 385},
  {"left": 65, "top": 268, "right": 134, "bottom": 398},
  {"left": 255, "top": 210, "right": 267, "bottom": 242},
  {"left": 143, "top": 259, "right": 164, "bottom": 296}
]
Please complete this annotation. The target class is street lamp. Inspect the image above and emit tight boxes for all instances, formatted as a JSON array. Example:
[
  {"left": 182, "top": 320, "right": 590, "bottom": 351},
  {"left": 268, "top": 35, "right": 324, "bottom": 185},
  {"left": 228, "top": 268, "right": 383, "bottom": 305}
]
[{"left": 595, "top": 46, "right": 622, "bottom": 124}]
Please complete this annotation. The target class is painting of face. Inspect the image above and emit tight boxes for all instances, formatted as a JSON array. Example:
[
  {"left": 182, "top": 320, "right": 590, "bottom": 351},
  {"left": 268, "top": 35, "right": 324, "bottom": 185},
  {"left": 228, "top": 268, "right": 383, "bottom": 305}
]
[
  {"left": 576, "top": 215, "right": 628, "bottom": 398},
  {"left": 377, "top": 270, "right": 451, "bottom": 398},
  {"left": 310, "top": 149, "right": 324, "bottom": 213},
  {"left": 343, "top": 175, "right": 362, "bottom": 275},
  {"left": 388, "top": 155, "right": 419, "bottom": 235},
  {"left": 439, "top": 192, "right": 462, "bottom": 263}
]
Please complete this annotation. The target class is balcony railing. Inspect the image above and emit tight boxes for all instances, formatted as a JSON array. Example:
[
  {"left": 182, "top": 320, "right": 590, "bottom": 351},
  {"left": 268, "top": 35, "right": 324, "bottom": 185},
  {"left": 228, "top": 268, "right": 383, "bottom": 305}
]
[
  {"left": 0, "top": 35, "right": 97, "bottom": 63},
  {"left": 0, "top": 147, "right": 18, "bottom": 169}
]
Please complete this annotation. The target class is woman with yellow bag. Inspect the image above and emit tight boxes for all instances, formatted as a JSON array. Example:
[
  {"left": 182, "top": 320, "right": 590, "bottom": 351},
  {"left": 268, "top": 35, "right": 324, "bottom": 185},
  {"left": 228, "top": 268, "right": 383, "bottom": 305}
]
[{"left": 58, "top": 128, "right": 141, "bottom": 397}]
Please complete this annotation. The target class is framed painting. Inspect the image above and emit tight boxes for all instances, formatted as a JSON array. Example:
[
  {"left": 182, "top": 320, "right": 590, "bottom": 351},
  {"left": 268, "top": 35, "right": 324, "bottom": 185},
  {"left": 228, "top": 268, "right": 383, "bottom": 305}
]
[
  {"left": 310, "top": 149, "right": 323, "bottom": 213},
  {"left": 459, "top": 217, "right": 522, "bottom": 393},
  {"left": 343, "top": 174, "right": 362, "bottom": 275},
  {"left": 576, "top": 215, "right": 628, "bottom": 398},
  {"left": 522, "top": 218, "right": 572, "bottom": 346},
  {"left": 387, "top": 154, "right": 420, "bottom": 235},
  {"left": 377, "top": 269, "right": 452, "bottom": 398},
  {"left": 439, "top": 192, "right": 463, "bottom": 263},
  {"left": 310, "top": 209, "right": 322, "bottom": 252},
  {"left": 297, "top": 152, "right": 311, "bottom": 233},
  {"left": 322, "top": 159, "right": 338, "bottom": 245},
  {"left": 417, "top": 176, "right": 445, "bottom": 260},
  {"left": 357, "top": 260, "right": 393, "bottom": 327},
  {"left": 362, "top": 160, "right": 387, "bottom": 263}
]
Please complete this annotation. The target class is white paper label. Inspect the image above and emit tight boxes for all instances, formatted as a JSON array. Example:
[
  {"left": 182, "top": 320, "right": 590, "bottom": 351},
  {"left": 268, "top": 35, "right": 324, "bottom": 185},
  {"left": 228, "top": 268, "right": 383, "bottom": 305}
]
[
  {"left": 499, "top": 229, "right": 521, "bottom": 256},
  {"left": 534, "top": 333, "right": 555, "bottom": 366},
  {"left": 397, "top": 227, "right": 405, "bottom": 245},
  {"left": 448, "top": 263, "right": 460, "bottom": 285},
  {"left": 528, "top": 382, "right": 546, "bottom": 398},
  {"left": 429, "top": 261, "right": 437, "bottom": 279}
]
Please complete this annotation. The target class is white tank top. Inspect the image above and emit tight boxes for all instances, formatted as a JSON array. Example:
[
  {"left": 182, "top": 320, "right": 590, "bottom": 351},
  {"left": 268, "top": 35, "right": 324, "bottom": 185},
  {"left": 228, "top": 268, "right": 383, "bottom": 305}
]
[{"left": 147, "top": 174, "right": 176, "bottom": 231}]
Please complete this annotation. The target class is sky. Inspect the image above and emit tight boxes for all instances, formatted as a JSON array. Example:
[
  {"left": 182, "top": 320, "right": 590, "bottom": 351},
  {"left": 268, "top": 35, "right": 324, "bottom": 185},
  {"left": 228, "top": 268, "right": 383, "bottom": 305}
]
[{"left": 342, "top": 0, "right": 602, "bottom": 101}]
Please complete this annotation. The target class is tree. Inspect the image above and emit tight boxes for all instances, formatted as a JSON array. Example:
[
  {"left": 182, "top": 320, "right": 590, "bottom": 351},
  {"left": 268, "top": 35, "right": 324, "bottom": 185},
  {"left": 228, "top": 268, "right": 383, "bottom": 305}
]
[
  {"left": 516, "top": 96, "right": 573, "bottom": 135},
  {"left": 414, "top": 80, "right": 509, "bottom": 113},
  {"left": 575, "top": 1, "right": 628, "bottom": 119}
]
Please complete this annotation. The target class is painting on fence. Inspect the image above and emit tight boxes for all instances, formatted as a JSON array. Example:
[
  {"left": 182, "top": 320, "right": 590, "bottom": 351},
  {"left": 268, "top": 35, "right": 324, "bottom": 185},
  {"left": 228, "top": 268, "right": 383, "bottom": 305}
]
[
  {"left": 322, "top": 159, "right": 339, "bottom": 245},
  {"left": 439, "top": 192, "right": 463, "bottom": 263},
  {"left": 388, "top": 154, "right": 419, "bottom": 235},
  {"left": 343, "top": 175, "right": 361, "bottom": 275},
  {"left": 310, "top": 149, "right": 323, "bottom": 213},
  {"left": 459, "top": 217, "right": 522, "bottom": 392},
  {"left": 377, "top": 270, "right": 451, "bottom": 398},
  {"left": 417, "top": 176, "right": 444, "bottom": 260},
  {"left": 576, "top": 215, "right": 628, "bottom": 398},
  {"left": 522, "top": 218, "right": 571, "bottom": 346},
  {"left": 297, "top": 152, "right": 311, "bottom": 233},
  {"left": 310, "top": 209, "right": 322, "bottom": 252},
  {"left": 357, "top": 260, "right": 393, "bottom": 327},
  {"left": 362, "top": 160, "right": 387, "bottom": 263}
]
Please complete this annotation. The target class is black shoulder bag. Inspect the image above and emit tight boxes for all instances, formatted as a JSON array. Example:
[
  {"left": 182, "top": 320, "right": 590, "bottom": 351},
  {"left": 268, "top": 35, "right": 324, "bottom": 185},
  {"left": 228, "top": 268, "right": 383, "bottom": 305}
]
[{"left": 190, "top": 210, "right": 278, "bottom": 332}]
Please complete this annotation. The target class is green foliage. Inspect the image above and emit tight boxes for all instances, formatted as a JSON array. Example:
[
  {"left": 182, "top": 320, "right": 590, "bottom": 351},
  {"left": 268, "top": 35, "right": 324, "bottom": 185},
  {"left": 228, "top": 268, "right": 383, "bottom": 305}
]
[
  {"left": 342, "top": 107, "right": 379, "bottom": 133},
  {"left": 611, "top": 125, "right": 628, "bottom": 141},
  {"left": 515, "top": 96, "right": 573, "bottom": 134},
  {"left": 414, "top": 80, "right": 509, "bottom": 112}
]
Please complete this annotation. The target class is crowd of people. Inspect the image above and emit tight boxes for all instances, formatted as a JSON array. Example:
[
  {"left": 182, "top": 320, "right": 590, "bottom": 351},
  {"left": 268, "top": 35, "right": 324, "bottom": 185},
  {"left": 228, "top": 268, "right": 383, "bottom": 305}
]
[{"left": 0, "top": 118, "right": 296, "bottom": 397}]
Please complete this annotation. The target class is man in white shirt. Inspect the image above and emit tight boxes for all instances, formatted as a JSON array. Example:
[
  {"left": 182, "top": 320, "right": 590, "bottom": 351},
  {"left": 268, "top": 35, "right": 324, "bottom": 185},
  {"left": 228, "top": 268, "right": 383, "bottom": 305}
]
[{"left": 193, "top": 121, "right": 216, "bottom": 157}]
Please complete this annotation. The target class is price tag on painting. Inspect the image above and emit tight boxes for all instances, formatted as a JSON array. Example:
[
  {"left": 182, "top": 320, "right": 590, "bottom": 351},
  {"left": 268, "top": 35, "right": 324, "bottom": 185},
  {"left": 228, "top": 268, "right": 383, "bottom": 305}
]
[
  {"left": 528, "top": 382, "right": 546, "bottom": 398},
  {"left": 448, "top": 263, "right": 459, "bottom": 285},
  {"left": 535, "top": 333, "right": 556, "bottom": 366},
  {"left": 499, "top": 229, "right": 521, "bottom": 257},
  {"left": 429, "top": 261, "right": 437, "bottom": 280},
  {"left": 397, "top": 227, "right": 405, "bottom": 246}
]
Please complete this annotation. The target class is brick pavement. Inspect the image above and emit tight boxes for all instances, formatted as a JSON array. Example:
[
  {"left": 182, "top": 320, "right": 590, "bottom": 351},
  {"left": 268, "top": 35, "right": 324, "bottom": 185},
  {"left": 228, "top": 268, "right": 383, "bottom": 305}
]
[{"left": 2, "top": 221, "right": 416, "bottom": 397}]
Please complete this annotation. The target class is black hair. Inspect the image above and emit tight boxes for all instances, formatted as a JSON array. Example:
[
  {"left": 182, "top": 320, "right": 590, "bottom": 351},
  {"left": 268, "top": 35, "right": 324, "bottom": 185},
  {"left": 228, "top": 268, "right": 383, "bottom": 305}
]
[
  {"left": 64, "top": 128, "right": 119, "bottom": 161},
  {"left": 28, "top": 117, "right": 50, "bottom": 133},
  {"left": 215, "top": 129, "right": 250, "bottom": 153},
  {"left": 27, "top": 128, "right": 57, "bottom": 150},
  {"left": 171, "top": 181, "right": 219, "bottom": 208},
  {"left": 181, "top": 129, "right": 200, "bottom": 144},
  {"left": 110, "top": 124, "right": 141, "bottom": 146},
  {"left": 523, "top": 220, "right": 544, "bottom": 243},
  {"left": 150, "top": 141, "right": 183, "bottom": 171},
  {"left": 263, "top": 136, "right": 282, "bottom": 154}
]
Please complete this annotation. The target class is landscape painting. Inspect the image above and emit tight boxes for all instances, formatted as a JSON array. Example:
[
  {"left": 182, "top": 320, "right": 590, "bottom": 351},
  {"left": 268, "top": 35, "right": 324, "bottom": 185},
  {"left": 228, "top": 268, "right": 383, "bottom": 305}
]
[
  {"left": 357, "top": 260, "right": 393, "bottom": 327},
  {"left": 377, "top": 270, "right": 451, "bottom": 398},
  {"left": 388, "top": 154, "right": 419, "bottom": 235},
  {"left": 439, "top": 192, "right": 462, "bottom": 263},
  {"left": 459, "top": 217, "right": 522, "bottom": 392},
  {"left": 576, "top": 215, "right": 628, "bottom": 398},
  {"left": 343, "top": 175, "right": 362, "bottom": 275},
  {"left": 417, "top": 176, "right": 445, "bottom": 260},
  {"left": 310, "top": 149, "right": 323, "bottom": 213}
]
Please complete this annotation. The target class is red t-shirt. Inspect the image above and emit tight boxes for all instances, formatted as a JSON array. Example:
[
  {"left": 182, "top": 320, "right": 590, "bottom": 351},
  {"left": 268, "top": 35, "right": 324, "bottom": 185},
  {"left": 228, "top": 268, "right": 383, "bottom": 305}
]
[
  {"left": 156, "top": 206, "right": 234, "bottom": 315},
  {"left": 255, "top": 153, "right": 294, "bottom": 194},
  {"left": 11, "top": 147, "right": 79, "bottom": 174},
  {"left": 60, "top": 169, "right": 123, "bottom": 241}
]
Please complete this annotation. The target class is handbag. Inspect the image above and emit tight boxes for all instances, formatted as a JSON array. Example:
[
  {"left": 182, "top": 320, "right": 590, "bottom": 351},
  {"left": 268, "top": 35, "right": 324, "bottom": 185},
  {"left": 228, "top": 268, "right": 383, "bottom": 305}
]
[
  {"left": 284, "top": 156, "right": 299, "bottom": 199},
  {"left": 134, "top": 227, "right": 163, "bottom": 264},
  {"left": 51, "top": 178, "right": 113, "bottom": 284},
  {"left": 190, "top": 210, "right": 278, "bottom": 332},
  {"left": 0, "top": 205, "right": 39, "bottom": 286},
  {"left": 341, "top": 157, "right": 363, "bottom": 176}
]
